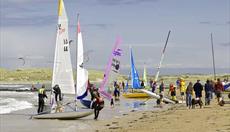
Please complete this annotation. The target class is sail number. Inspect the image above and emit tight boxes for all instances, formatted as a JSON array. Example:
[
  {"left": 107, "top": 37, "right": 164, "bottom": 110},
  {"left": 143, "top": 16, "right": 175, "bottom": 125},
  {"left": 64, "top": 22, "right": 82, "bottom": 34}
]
[{"left": 63, "top": 38, "right": 68, "bottom": 51}]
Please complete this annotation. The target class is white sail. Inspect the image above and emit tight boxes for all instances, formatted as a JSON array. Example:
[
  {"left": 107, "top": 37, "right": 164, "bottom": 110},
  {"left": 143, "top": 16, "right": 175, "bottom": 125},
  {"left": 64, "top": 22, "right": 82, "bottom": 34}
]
[
  {"left": 143, "top": 64, "right": 147, "bottom": 86},
  {"left": 76, "top": 17, "right": 88, "bottom": 99},
  {"left": 52, "top": 0, "right": 75, "bottom": 94}
]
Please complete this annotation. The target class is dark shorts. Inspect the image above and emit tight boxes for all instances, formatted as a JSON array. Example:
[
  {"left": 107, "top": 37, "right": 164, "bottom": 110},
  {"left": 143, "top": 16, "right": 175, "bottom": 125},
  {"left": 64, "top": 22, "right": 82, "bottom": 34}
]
[
  {"left": 180, "top": 92, "right": 185, "bottom": 96},
  {"left": 171, "top": 91, "right": 176, "bottom": 96},
  {"left": 216, "top": 91, "right": 222, "bottom": 98}
]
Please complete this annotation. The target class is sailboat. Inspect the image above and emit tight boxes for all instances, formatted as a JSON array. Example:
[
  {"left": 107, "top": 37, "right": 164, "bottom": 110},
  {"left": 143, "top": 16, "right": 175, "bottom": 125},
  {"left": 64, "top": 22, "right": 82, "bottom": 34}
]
[
  {"left": 98, "top": 37, "right": 122, "bottom": 100},
  {"left": 33, "top": 0, "right": 93, "bottom": 119},
  {"left": 140, "top": 30, "right": 175, "bottom": 104},
  {"left": 123, "top": 47, "right": 148, "bottom": 98},
  {"left": 80, "top": 37, "right": 122, "bottom": 108},
  {"left": 76, "top": 15, "right": 89, "bottom": 102}
]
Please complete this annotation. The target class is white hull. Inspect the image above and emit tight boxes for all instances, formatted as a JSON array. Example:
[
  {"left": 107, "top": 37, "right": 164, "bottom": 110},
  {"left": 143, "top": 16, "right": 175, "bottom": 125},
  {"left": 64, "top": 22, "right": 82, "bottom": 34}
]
[
  {"left": 141, "top": 89, "right": 175, "bottom": 104},
  {"left": 33, "top": 110, "right": 93, "bottom": 119}
]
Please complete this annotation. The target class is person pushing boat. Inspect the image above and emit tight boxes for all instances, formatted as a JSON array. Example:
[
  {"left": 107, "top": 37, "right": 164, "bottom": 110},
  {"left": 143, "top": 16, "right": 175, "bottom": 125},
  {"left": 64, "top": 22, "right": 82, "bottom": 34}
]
[
  {"left": 91, "top": 89, "right": 104, "bottom": 120},
  {"left": 53, "top": 84, "right": 63, "bottom": 112}
]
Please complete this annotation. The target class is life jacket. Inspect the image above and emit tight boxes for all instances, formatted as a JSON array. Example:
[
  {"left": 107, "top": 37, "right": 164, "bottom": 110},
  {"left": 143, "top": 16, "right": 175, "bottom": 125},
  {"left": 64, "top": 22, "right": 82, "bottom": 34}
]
[
  {"left": 38, "top": 88, "right": 45, "bottom": 94},
  {"left": 169, "top": 84, "right": 174, "bottom": 92},
  {"left": 180, "top": 81, "right": 186, "bottom": 92}
]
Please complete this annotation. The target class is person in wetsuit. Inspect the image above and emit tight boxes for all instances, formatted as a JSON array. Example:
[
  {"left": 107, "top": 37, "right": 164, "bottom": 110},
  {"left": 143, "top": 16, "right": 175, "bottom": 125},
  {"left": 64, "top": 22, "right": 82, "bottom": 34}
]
[
  {"left": 37, "top": 84, "right": 48, "bottom": 113},
  {"left": 53, "top": 84, "right": 62, "bottom": 102}
]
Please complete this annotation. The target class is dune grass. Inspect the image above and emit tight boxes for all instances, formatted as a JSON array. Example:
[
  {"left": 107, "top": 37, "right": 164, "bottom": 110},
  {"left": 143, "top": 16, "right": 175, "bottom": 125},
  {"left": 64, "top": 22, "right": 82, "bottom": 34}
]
[{"left": 0, "top": 68, "right": 229, "bottom": 85}]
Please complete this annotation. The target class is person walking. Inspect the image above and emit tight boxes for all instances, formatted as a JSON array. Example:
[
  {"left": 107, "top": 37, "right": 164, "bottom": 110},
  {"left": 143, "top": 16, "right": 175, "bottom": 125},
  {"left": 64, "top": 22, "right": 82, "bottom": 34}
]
[
  {"left": 214, "top": 78, "right": 224, "bottom": 104},
  {"left": 92, "top": 93, "right": 104, "bottom": 120},
  {"left": 168, "top": 83, "right": 176, "bottom": 101},
  {"left": 204, "top": 79, "right": 213, "bottom": 105},
  {"left": 193, "top": 80, "right": 203, "bottom": 99},
  {"left": 151, "top": 81, "right": 157, "bottom": 93},
  {"left": 37, "top": 84, "right": 48, "bottom": 114},
  {"left": 186, "top": 82, "right": 193, "bottom": 109},
  {"left": 180, "top": 78, "right": 186, "bottom": 103},
  {"left": 159, "top": 80, "right": 165, "bottom": 95}
]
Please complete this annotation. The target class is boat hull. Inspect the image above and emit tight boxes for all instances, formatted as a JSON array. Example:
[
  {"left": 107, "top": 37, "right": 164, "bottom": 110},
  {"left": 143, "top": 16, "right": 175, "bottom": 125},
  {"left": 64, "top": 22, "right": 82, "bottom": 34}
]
[
  {"left": 80, "top": 99, "right": 93, "bottom": 109},
  {"left": 33, "top": 110, "right": 93, "bottom": 119},
  {"left": 141, "top": 89, "right": 175, "bottom": 104},
  {"left": 122, "top": 92, "right": 149, "bottom": 98}
]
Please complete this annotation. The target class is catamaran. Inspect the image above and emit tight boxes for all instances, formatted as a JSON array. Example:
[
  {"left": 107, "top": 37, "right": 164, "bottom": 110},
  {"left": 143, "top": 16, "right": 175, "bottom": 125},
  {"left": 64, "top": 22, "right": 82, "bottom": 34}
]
[
  {"left": 33, "top": 0, "right": 93, "bottom": 119},
  {"left": 140, "top": 30, "right": 175, "bottom": 104},
  {"left": 123, "top": 47, "right": 148, "bottom": 98}
]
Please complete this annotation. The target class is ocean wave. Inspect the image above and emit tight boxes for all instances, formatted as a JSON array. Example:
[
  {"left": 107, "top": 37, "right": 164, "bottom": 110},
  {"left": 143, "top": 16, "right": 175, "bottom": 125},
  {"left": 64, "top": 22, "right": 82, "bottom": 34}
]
[
  {"left": 0, "top": 97, "right": 33, "bottom": 114},
  {"left": 0, "top": 91, "right": 34, "bottom": 96},
  {"left": 0, "top": 84, "right": 25, "bottom": 88}
]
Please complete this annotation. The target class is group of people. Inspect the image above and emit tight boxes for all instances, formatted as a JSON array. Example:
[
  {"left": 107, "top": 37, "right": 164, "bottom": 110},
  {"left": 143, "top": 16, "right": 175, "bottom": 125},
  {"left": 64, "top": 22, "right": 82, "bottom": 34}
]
[
  {"left": 150, "top": 78, "right": 225, "bottom": 109},
  {"left": 37, "top": 84, "right": 62, "bottom": 114},
  {"left": 36, "top": 83, "right": 105, "bottom": 120},
  {"left": 184, "top": 78, "right": 224, "bottom": 108}
]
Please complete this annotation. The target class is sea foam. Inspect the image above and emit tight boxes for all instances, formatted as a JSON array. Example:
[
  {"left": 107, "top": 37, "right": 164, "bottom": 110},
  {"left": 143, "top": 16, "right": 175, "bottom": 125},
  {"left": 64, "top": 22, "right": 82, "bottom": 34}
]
[{"left": 0, "top": 97, "right": 33, "bottom": 114}]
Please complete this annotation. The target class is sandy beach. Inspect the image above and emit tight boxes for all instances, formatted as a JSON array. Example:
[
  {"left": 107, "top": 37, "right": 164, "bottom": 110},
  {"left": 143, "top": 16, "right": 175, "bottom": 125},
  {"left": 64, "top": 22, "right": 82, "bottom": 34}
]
[
  {"left": 87, "top": 99, "right": 230, "bottom": 132},
  {"left": 1, "top": 93, "right": 230, "bottom": 132}
]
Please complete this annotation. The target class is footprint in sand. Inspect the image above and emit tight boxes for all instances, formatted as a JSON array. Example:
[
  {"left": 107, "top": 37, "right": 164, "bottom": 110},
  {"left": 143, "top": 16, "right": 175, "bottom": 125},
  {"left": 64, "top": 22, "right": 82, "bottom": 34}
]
[
  {"left": 105, "top": 124, "right": 110, "bottom": 126},
  {"left": 109, "top": 126, "right": 122, "bottom": 129},
  {"left": 112, "top": 122, "right": 118, "bottom": 124}
]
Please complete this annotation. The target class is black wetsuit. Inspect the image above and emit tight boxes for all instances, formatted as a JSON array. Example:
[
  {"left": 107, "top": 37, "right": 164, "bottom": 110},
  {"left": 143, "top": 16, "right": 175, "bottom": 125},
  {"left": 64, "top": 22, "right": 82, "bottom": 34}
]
[
  {"left": 53, "top": 86, "right": 62, "bottom": 102},
  {"left": 37, "top": 88, "right": 47, "bottom": 113},
  {"left": 93, "top": 97, "right": 104, "bottom": 120}
]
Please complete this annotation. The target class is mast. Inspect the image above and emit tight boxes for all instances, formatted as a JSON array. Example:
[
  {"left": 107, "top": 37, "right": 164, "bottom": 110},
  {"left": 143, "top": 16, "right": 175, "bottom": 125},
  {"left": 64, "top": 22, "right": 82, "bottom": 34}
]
[
  {"left": 210, "top": 33, "right": 216, "bottom": 80},
  {"left": 154, "top": 30, "right": 171, "bottom": 82},
  {"left": 75, "top": 13, "right": 80, "bottom": 111}
]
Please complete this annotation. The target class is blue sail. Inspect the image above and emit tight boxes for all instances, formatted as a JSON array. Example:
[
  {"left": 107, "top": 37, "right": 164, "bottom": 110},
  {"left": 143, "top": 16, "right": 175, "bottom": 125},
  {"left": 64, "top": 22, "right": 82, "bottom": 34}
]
[{"left": 130, "top": 48, "right": 141, "bottom": 89}]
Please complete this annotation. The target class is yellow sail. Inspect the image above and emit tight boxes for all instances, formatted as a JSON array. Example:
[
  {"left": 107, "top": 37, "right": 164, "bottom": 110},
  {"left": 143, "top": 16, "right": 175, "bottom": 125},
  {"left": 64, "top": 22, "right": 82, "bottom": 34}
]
[{"left": 58, "top": 0, "right": 63, "bottom": 16}]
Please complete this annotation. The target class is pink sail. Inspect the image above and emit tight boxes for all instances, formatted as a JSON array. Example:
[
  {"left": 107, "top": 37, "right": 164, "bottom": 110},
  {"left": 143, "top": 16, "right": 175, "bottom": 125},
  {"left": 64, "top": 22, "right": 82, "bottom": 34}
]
[{"left": 99, "top": 37, "right": 122, "bottom": 100}]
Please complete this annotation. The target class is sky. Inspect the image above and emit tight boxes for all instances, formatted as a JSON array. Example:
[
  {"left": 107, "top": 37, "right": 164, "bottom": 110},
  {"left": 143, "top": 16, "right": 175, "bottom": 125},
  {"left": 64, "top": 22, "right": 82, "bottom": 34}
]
[{"left": 0, "top": 0, "right": 229, "bottom": 74}]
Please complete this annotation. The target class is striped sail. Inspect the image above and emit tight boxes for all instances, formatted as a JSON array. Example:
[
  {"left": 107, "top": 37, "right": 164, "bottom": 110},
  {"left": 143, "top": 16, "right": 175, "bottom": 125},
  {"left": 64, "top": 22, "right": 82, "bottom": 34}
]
[
  {"left": 130, "top": 48, "right": 141, "bottom": 89},
  {"left": 99, "top": 37, "right": 122, "bottom": 100},
  {"left": 52, "top": 0, "right": 75, "bottom": 94},
  {"left": 76, "top": 17, "right": 89, "bottom": 99}
]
